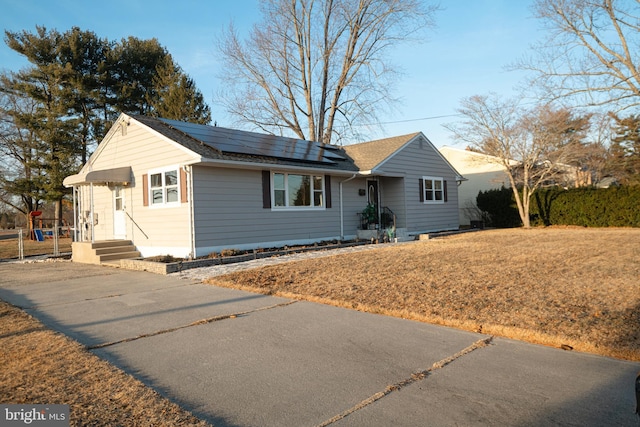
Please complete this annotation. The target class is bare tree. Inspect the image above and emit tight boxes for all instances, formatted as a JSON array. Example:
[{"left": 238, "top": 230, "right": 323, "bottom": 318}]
[
  {"left": 566, "top": 112, "right": 612, "bottom": 185},
  {"left": 0, "top": 90, "right": 46, "bottom": 233},
  {"left": 517, "top": 0, "right": 640, "bottom": 111},
  {"left": 217, "top": 0, "right": 437, "bottom": 144},
  {"left": 447, "top": 95, "right": 591, "bottom": 228}
]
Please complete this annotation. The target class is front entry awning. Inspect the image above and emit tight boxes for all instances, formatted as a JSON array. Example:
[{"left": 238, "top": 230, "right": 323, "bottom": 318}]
[{"left": 63, "top": 166, "right": 132, "bottom": 187}]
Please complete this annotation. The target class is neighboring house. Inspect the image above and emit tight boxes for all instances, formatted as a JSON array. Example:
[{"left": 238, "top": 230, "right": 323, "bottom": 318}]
[
  {"left": 439, "top": 146, "right": 588, "bottom": 226},
  {"left": 64, "top": 113, "right": 463, "bottom": 263},
  {"left": 439, "top": 146, "right": 510, "bottom": 227}
]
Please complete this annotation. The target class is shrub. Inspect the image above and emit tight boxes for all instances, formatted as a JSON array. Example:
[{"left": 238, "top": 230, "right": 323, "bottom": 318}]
[
  {"left": 220, "top": 248, "right": 241, "bottom": 257},
  {"left": 476, "top": 187, "right": 522, "bottom": 228},
  {"left": 477, "top": 185, "right": 640, "bottom": 228},
  {"left": 531, "top": 185, "right": 640, "bottom": 227},
  {"left": 146, "top": 254, "right": 182, "bottom": 263}
]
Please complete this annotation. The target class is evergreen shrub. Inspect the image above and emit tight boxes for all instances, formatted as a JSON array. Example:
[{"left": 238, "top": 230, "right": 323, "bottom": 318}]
[
  {"left": 477, "top": 185, "right": 640, "bottom": 228},
  {"left": 476, "top": 187, "right": 522, "bottom": 228}
]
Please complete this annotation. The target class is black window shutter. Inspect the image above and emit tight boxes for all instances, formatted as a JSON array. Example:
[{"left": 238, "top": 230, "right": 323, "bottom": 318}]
[
  {"left": 419, "top": 178, "right": 424, "bottom": 203},
  {"left": 325, "top": 175, "right": 332, "bottom": 208},
  {"left": 443, "top": 180, "right": 448, "bottom": 202},
  {"left": 262, "top": 170, "right": 271, "bottom": 209}
]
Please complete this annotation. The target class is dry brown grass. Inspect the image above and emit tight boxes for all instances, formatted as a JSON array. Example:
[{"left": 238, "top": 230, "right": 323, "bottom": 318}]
[
  {"left": 0, "top": 301, "right": 211, "bottom": 426},
  {"left": 208, "top": 228, "right": 640, "bottom": 361}
]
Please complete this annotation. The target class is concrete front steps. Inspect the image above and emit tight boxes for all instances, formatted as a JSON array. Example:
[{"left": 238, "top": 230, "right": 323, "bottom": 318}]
[{"left": 71, "top": 240, "right": 141, "bottom": 265}]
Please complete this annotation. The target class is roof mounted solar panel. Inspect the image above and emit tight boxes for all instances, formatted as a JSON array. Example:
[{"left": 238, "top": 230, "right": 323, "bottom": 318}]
[
  {"left": 322, "top": 149, "right": 347, "bottom": 160},
  {"left": 158, "top": 118, "right": 343, "bottom": 165}
]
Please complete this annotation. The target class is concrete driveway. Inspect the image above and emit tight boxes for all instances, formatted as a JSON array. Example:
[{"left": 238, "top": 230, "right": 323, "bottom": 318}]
[{"left": 1, "top": 261, "right": 638, "bottom": 426}]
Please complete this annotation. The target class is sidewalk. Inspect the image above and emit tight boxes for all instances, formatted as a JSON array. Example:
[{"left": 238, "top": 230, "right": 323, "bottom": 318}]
[{"left": 1, "top": 260, "right": 639, "bottom": 426}]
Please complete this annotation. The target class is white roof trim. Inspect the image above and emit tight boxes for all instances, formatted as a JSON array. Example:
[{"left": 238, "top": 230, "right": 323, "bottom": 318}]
[{"left": 193, "top": 157, "right": 362, "bottom": 176}]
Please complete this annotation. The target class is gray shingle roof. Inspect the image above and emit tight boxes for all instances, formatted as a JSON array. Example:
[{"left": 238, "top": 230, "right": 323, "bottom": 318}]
[
  {"left": 342, "top": 133, "right": 421, "bottom": 171},
  {"left": 132, "top": 115, "right": 422, "bottom": 174}
]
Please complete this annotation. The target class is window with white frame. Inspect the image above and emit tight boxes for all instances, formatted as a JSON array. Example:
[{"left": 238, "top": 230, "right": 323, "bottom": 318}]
[
  {"left": 272, "top": 172, "right": 324, "bottom": 208},
  {"left": 421, "top": 176, "right": 445, "bottom": 204},
  {"left": 150, "top": 168, "right": 179, "bottom": 206}
]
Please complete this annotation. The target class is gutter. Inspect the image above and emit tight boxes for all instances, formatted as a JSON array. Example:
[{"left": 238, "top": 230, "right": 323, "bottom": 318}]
[{"left": 193, "top": 157, "right": 360, "bottom": 176}]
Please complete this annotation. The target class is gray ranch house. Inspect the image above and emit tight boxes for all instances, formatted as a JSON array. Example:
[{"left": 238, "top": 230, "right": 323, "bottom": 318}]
[{"left": 64, "top": 113, "right": 464, "bottom": 263}]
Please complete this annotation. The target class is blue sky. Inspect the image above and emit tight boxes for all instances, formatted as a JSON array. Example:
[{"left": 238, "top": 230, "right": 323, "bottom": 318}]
[{"left": 0, "top": 0, "right": 540, "bottom": 146}]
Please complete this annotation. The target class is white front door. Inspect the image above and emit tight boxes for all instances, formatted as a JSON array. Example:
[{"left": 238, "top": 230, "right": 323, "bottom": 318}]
[{"left": 113, "top": 186, "right": 126, "bottom": 239}]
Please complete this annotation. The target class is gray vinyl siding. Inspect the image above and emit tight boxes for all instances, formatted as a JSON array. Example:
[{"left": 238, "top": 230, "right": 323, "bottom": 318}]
[
  {"left": 376, "top": 136, "right": 459, "bottom": 232},
  {"left": 379, "top": 177, "right": 406, "bottom": 228},
  {"left": 192, "top": 166, "right": 350, "bottom": 255},
  {"left": 81, "top": 120, "right": 197, "bottom": 257},
  {"left": 340, "top": 177, "right": 370, "bottom": 234}
]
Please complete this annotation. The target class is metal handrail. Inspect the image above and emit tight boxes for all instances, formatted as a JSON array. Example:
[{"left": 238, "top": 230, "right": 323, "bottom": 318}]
[
  {"left": 380, "top": 206, "right": 396, "bottom": 229},
  {"left": 124, "top": 210, "right": 149, "bottom": 239},
  {"left": 359, "top": 205, "right": 396, "bottom": 230}
]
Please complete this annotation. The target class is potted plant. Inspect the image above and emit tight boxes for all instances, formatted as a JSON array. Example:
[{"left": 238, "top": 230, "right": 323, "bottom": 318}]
[{"left": 361, "top": 203, "right": 378, "bottom": 229}]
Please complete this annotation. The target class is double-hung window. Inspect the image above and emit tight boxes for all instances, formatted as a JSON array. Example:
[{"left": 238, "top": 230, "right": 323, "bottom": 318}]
[
  {"left": 149, "top": 168, "right": 179, "bottom": 206},
  {"left": 272, "top": 172, "right": 324, "bottom": 209},
  {"left": 421, "top": 176, "right": 445, "bottom": 204}
]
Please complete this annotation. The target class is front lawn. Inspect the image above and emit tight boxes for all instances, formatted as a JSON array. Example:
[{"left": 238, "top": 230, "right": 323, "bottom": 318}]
[{"left": 209, "top": 227, "right": 640, "bottom": 361}]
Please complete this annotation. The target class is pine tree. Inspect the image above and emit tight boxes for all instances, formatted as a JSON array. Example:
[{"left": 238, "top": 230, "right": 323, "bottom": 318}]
[
  {"left": 150, "top": 55, "right": 211, "bottom": 124},
  {"left": 110, "top": 36, "right": 169, "bottom": 116},
  {"left": 609, "top": 114, "right": 640, "bottom": 185}
]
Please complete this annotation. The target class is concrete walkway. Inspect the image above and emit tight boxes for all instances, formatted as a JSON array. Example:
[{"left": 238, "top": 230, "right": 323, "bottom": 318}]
[{"left": 1, "top": 259, "right": 639, "bottom": 426}]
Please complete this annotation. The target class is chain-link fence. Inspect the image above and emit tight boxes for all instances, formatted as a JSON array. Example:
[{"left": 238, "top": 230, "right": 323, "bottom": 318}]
[{"left": 0, "top": 228, "right": 73, "bottom": 261}]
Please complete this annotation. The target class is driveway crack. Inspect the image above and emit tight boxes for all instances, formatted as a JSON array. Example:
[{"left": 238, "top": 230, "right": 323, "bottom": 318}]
[
  {"left": 315, "top": 336, "right": 494, "bottom": 427},
  {"left": 87, "top": 300, "right": 297, "bottom": 350}
]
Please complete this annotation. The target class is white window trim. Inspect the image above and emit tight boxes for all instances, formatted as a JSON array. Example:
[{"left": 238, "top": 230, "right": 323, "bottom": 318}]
[
  {"left": 271, "top": 171, "right": 326, "bottom": 211},
  {"left": 422, "top": 176, "right": 445, "bottom": 204},
  {"left": 148, "top": 165, "right": 181, "bottom": 208}
]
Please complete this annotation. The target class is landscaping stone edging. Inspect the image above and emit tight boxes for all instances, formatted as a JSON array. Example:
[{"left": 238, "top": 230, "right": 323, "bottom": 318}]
[
  {"left": 116, "top": 230, "right": 481, "bottom": 275},
  {"left": 118, "top": 241, "right": 373, "bottom": 275}
]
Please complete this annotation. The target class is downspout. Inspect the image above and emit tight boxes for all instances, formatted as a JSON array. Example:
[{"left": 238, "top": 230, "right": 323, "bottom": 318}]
[
  {"left": 339, "top": 174, "right": 358, "bottom": 240},
  {"left": 81, "top": 186, "right": 86, "bottom": 241},
  {"left": 90, "top": 183, "right": 95, "bottom": 243},
  {"left": 79, "top": 186, "right": 84, "bottom": 241},
  {"left": 184, "top": 165, "right": 196, "bottom": 259},
  {"left": 72, "top": 186, "right": 77, "bottom": 242}
]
